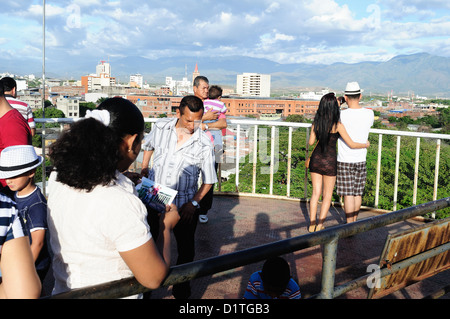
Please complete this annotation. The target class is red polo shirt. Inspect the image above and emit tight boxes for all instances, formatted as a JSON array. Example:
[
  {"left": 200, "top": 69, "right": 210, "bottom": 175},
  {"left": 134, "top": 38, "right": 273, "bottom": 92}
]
[{"left": 0, "top": 108, "right": 33, "bottom": 187}]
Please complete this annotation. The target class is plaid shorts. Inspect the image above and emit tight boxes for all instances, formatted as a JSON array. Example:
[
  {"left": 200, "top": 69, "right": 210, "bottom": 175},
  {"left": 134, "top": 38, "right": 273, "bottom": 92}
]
[{"left": 336, "top": 162, "right": 367, "bottom": 196}]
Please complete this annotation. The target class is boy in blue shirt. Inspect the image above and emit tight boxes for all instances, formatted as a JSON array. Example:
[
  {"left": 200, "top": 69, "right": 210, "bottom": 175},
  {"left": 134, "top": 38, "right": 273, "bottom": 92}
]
[
  {"left": 243, "top": 257, "right": 301, "bottom": 299},
  {"left": 0, "top": 145, "right": 50, "bottom": 284}
]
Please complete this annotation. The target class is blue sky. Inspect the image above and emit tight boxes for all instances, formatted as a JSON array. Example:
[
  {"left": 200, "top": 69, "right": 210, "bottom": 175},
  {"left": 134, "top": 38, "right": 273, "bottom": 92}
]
[{"left": 0, "top": 0, "right": 449, "bottom": 75}]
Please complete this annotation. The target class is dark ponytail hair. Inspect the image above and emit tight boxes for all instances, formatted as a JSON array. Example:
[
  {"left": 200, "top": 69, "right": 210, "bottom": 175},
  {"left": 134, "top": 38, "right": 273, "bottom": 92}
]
[
  {"left": 313, "top": 93, "right": 340, "bottom": 153},
  {"left": 49, "top": 97, "right": 144, "bottom": 191}
]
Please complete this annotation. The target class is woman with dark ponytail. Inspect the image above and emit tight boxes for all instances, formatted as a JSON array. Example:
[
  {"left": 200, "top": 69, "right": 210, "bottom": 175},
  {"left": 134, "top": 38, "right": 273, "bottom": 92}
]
[
  {"left": 47, "top": 97, "right": 179, "bottom": 298},
  {"left": 307, "top": 93, "right": 369, "bottom": 232}
]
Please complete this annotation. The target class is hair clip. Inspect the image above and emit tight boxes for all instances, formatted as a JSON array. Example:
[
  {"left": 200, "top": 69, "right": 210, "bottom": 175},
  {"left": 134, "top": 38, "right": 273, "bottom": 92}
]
[{"left": 85, "top": 109, "right": 111, "bottom": 126}]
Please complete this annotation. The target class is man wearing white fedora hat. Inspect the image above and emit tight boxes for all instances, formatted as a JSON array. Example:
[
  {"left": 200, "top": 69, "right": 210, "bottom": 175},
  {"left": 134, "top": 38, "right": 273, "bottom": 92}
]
[
  {"left": 336, "top": 82, "right": 374, "bottom": 224},
  {"left": 0, "top": 145, "right": 51, "bottom": 285}
]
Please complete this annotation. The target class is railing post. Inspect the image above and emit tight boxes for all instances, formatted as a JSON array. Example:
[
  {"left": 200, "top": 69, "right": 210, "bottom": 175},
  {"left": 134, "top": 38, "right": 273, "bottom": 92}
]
[
  {"left": 432, "top": 139, "right": 441, "bottom": 218},
  {"left": 318, "top": 236, "right": 339, "bottom": 299},
  {"left": 235, "top": 124, "right": 241, "bottom": 192},
  {"left": 269, "top": 126, "right": 275, "bottom": 195},
  {"left": 304, "top": 128, "right": 310, "bottom": 199},
  {"left": 375, "top": 133, "right": 382, "bottom": 208},
  {"left": 286, "top": 126, "right": 293, "bottom": 197},
  {"left": 252, "top": 124, "right": 258, "bottom": 194},
  {"left": 413, "top": 137, "right": 421, "bottom": 205},
  {"left": 393, "top": 136, "right": 401, "bottom": 211}
]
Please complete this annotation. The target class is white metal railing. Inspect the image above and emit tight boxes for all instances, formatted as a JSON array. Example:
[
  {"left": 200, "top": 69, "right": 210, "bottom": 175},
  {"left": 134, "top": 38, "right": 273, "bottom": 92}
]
[{"left": 36, "top": 118, "right": 450, "bottom": 212}]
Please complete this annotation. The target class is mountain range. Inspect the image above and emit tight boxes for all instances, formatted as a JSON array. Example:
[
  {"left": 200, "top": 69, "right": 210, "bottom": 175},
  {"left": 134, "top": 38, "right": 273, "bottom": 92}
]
[{"left": 2, "top": 52, "right": 449, "bottom": 97}]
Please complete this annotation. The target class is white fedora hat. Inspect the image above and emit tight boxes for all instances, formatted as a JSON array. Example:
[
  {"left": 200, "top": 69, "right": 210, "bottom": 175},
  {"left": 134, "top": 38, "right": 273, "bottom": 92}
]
[
  {"left": 344, "top": 82, "right": 363, "bottom": 95},
  {"left": 0, "top": 145, "right": 43, "bottom": 179}
]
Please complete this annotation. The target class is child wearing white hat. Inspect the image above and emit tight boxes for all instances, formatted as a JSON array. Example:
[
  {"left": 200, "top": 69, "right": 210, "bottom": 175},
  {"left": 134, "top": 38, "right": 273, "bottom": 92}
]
[{"left": 0, "top": 145, "right": 51, "bottom": 285}]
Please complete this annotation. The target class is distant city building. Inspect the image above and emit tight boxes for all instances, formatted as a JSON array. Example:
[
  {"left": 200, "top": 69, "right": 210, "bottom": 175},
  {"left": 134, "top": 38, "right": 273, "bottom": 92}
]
[
  {"left": 56, "top": 96, "right": 80, "bottom": 119},
  {"left": 17, "top": 90, "right": 41, "bottom": 110},
  {"left": 127, "top": 95, "right": 181, "bottom": 118},
  {"left": 192, "top": 63, "right": 200, "bottom": 84},
  {"left": 15, "top": 79, "right": 28, "bottom": 92},
  {"left": 81, "top": 61, "right": 116, "bottom": 93},
  {"left": 47, "top": 79, "right": 61, "bottom": 87},
  {"left": 236, "top": 73, "right": 271, "bottom": 98},
  {"left": 222, "top": 97, "right": 318, "bottom": 119},
  {"left": 299, "top": 89, "right": 330, "bottom": 101},
  {"left": 130, "top": 74, "right": 143, "bottom": 88},
  {"left": 50, "top": 85, "right": 85, "bottom": 98},
  {"left": 165, "top": 76, "right": 192, "bottom": 96},
  {"left": 96, "top": 61, "right": 111, "bottom": 78},
  {"left": 84, "top": 92, "right": 108, "bottom": 103}
]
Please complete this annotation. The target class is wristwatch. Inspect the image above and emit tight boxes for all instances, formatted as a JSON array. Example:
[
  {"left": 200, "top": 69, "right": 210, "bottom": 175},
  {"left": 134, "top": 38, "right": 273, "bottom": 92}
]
[
  {"left": 205, "top": 123, "right": 209, "bottom": 130},
  {"left": 191, "top": 200, "right": 200, "bottom": 209}
]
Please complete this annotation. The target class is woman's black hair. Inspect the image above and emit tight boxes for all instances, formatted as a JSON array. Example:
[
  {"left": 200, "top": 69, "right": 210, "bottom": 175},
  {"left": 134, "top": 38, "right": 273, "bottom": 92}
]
[
  {"left": 313, "top": 93, "right": 340, "bottom": 153},
  {"left": 49, "top": 97, "right": 144, "bottom": 191}
]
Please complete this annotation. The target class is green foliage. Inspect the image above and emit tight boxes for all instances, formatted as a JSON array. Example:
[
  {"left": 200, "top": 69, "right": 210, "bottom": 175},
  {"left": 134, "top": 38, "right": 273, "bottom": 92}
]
[
  {"left": 387, "top": 107, "right": 450, "bottom": 132},
  {"left": 364, "top": 134, "right": 450, "bottom": 218},
  {"left": 33, "top": 107, "right": 66, "bottom": 129},
  {"left": 79, "top": 102, "right": 96, "bottom": 118},
  {"left": 34, "top": 158, "right": 52, "bottom": 183},
  {"left": 285, "top": 114, "right": 307, "bottom": 123},
  {"left": 222, "top": 128, "right": 312, "bottom": 197},
  {"left": 32, "top": 106, "right": 66, "bottom": 148},
  {"left": 32, "top": 134, "right": 42, "bottom": 148}
]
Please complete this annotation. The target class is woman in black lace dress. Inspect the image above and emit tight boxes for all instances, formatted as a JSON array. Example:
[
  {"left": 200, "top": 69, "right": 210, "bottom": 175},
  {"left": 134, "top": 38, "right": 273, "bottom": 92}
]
[{"left": 308, "top": 93, "right": 369, "bottom": 232}]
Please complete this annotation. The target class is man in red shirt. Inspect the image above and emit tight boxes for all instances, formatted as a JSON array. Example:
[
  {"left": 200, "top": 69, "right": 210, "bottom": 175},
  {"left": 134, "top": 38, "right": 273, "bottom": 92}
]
[{"left": 0, "top": 77, "right": 32, "bottom": 195}]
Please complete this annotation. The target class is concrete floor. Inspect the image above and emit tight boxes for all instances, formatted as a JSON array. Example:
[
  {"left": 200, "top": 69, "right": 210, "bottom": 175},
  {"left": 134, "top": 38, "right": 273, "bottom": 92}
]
[{"left": 147, "top": 195, "right": 450, "bottom": 300}]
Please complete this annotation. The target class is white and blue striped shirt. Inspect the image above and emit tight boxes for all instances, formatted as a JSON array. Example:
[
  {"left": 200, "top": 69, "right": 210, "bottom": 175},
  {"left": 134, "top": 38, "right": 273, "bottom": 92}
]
[{"left": 0, "top": 194, "right": 26, "bottom": 253}]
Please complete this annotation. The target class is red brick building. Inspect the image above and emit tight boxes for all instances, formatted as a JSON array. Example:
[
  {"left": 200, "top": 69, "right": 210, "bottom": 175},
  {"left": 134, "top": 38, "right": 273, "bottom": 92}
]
[
  {"left": 125, "top": 95, "right": 319, "bottom": 119},
  {"left": 222, "top": 97, "right": 319, "bottom": 118}
]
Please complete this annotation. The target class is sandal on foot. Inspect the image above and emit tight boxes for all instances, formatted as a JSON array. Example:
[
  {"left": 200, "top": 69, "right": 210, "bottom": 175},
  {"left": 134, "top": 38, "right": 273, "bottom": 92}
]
[{"left": 315, "top": 224, "right": 325, "bottom": 231}]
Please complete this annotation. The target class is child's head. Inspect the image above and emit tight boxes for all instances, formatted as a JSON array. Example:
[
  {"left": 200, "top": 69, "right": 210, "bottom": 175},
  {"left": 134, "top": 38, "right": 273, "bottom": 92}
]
[
  {"left": 260, "top": 257, "right": 291, "bottom": 297},
  {"left": 208, "top": 85, "right": 223, "bottom": 100},
  {"left": 0, "top": 145, "right": 43, "bottom": 192}
]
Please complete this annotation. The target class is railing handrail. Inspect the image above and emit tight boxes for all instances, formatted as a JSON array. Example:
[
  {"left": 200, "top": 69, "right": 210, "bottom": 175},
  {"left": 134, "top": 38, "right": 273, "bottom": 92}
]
[
  {"left": 36, "top": 117, "right": 449, "bottom": 212},
  {"left": 47, "top": 197, "right": 450, "bottom": 299},
  {"left": 35, "top": 117, "right": 450, "bottom": 140}
]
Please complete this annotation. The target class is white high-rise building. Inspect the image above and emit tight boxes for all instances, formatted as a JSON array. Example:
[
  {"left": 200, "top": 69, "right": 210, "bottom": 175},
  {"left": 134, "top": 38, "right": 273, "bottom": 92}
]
[
  {"left": 130, "top": 74, "right": 143, "bottom": 88},
  {"left": 81, "top": 61, "right": 116, "bottom": 92},
  {"left": 96, "top": 61, "right": 111, "bottom": 77},
  {"left": 236, "top": 73, "right": 271, "bottom": 97}
]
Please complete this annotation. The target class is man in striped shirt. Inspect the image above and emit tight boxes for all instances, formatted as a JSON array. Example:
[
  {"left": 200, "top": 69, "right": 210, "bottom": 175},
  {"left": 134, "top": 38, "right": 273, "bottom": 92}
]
[
  {"left": 141, "top": 95, "right": 217, "bottom": 299},
  {"left": 2, "top": 77, "right": 36, "bottom": 136}
]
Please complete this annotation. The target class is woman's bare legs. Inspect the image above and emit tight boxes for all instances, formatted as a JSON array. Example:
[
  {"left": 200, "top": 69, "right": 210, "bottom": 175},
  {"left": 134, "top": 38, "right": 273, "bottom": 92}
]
[
  {"left": 309, "top": 172, "right": 323, "bottom": 231},
  {"left": 316, "top": 175, "right": 337, "bottom": 231}
]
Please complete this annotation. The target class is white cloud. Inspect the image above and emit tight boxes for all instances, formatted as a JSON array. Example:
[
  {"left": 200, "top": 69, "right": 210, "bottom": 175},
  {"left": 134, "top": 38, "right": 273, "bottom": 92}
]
[
  {"left": 0, "top": 0, "right": 449, "bottom": 68},
  {"left": 265, "top": 2, "right": 280, "bottom": 13}
]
